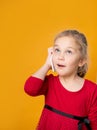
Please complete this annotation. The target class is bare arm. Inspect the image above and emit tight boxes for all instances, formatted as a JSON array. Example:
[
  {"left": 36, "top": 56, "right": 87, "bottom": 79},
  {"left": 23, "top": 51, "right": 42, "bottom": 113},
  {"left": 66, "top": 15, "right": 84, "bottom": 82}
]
[{"left": 32, "top": 47, "right": 53, "bottom": 80}]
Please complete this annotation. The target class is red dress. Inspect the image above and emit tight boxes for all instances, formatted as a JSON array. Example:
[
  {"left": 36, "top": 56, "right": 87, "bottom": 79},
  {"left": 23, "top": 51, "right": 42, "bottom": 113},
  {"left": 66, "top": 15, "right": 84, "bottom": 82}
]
[{"left": 24, "top": 74, "right": 97, "bottom": 130}]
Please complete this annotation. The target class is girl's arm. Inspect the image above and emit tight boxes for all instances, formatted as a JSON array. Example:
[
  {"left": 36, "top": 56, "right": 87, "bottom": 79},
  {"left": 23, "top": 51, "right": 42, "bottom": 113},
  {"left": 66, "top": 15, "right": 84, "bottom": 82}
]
[{"left": 24, "top": 47, "right": 53, "bottom": 96}]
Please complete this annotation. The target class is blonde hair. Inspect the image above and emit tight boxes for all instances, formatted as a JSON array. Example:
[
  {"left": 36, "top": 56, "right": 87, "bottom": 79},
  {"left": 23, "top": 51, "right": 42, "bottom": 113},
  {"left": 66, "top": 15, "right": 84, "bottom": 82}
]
[{"left": 54, "top": 30, "right": 88, "bottom": 77}]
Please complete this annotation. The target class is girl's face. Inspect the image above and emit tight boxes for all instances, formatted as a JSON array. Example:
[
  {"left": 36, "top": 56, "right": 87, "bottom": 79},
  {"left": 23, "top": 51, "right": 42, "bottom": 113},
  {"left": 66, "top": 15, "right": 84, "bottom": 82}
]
[{"left": 53, "top": 36, "right": 84, "bottom": 77}]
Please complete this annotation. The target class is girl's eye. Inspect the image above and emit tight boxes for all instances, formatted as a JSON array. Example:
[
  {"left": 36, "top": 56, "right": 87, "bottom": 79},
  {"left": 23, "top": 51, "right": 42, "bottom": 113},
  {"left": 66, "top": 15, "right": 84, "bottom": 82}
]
[
  {"left": 66, "top": 50, "right": 72, "bottom": 54},
  {"left": 55, "top": 48, "right": 60, "bottom": 52}
]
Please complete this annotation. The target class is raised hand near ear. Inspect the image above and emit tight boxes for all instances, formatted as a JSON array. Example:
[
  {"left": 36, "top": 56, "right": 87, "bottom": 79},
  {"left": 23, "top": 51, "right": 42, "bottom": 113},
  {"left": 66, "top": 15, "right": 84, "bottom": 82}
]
[
  {"left": 45, "top": 47, "right": 53, "bottom": 70},
  {"left": 32, "top": 47, "right": 54, "bottom": 80}
]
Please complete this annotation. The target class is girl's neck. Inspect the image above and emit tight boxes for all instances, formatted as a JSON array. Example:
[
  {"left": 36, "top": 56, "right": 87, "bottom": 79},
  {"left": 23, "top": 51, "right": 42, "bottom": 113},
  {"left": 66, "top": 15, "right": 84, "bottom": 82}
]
[
  {"left": 59, "top": 75, "right": 84, "bottom": 92},
  {"left": 59, "top": 73, "right": 80, "bottom": 82}
]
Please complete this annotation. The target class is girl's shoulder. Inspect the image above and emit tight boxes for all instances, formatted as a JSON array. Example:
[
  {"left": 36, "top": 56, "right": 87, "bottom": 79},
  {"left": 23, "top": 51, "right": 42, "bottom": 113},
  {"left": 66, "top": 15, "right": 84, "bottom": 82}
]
[
  {"left": 85, "top": 79, "right": 96, "bottom": 85},
  {"left": 84, "top": 78, "right": 97, "bottom": 91}
]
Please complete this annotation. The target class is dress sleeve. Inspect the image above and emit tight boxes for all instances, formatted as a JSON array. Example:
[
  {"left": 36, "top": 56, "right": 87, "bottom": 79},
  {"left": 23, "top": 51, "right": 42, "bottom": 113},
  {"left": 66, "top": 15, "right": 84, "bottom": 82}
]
[
  {"left": 24, "top": 76, "right": 48, "bottom": 96},
  {"left": 88, "top": 84, "right": 97, "bottom": 130}
]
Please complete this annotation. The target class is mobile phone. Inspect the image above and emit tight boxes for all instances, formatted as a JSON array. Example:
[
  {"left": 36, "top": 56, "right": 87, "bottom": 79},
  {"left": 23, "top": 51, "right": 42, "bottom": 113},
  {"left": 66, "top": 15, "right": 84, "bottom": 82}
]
[{"left": 50, "top": 55, "right": 55, "bottom": 72}]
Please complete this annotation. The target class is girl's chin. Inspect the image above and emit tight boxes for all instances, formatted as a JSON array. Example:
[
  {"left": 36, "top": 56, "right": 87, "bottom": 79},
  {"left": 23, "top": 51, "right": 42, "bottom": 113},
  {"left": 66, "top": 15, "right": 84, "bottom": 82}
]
[
  {"left": 56, "top": 71, "right": 66, "bottom": 76},
  {"left": 56, "top": 69, "right": 70, "bottom": 77}
]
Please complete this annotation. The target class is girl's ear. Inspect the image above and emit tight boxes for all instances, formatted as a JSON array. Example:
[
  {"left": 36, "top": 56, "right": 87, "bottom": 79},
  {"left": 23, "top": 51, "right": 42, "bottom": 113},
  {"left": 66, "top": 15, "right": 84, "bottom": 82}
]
[{"left": 78, "top": 59, "right": 87, "bottom": 67}]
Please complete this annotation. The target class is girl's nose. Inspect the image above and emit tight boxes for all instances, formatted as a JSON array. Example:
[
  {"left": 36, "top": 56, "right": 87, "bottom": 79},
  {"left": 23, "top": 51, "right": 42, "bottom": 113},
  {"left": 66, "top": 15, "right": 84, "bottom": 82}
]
[{"left": 58, "top": 52, "right": 64, "bottom": 60}]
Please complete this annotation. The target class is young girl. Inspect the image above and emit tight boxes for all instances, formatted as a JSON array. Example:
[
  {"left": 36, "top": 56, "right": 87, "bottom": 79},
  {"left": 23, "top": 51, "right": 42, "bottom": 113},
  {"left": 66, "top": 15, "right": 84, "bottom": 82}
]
[{"left": 24, "top": 30, "right": 97, "bottom": 130}]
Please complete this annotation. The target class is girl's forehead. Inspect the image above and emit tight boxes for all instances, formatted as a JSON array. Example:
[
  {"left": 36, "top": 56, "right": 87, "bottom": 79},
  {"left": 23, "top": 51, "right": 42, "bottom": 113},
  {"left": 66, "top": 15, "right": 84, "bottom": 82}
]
[
  {"left": 54, "top": 36, "right": 75, "bottom": 44},
  {"left": 54, "top": 37, "right": 77, "bottom": 45},
  {"left": 55, "top": 36, "right": 74, "bottom": 42},
  {"left": 54, "top": 36, "right": 81, "bottom": 50}
]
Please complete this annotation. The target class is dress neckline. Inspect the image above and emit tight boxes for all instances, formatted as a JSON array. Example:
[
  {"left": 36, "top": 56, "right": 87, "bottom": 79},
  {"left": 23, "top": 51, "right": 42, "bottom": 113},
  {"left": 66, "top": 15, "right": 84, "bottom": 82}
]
[{"left": 56, "top": 75, "right": 86, "bottom": 94}]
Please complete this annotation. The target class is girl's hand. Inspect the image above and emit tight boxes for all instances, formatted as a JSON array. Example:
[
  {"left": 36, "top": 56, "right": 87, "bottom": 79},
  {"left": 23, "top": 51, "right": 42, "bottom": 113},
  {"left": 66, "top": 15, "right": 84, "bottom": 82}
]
[{"left": 45, "top": 47, "right": 53, "bottom": 69}]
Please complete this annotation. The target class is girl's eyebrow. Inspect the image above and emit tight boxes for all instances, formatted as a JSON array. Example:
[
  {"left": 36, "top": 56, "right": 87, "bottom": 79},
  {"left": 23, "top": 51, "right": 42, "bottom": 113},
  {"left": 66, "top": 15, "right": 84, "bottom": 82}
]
[
  {"left": 54, "top": 44, "right": 75, "bottom": 50},
  {"left": 54, "top": 43, "right": 79, "bottom": 51},
  {"left": 53, "top": 44, "right": 59, "bottom": 47}
]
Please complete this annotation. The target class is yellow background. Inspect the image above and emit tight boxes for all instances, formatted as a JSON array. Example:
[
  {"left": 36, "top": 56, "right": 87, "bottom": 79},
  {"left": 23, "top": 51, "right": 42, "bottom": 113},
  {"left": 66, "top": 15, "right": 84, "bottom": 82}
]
[{"left": 0, "top": 0, "right": 97, "bottom": 130}]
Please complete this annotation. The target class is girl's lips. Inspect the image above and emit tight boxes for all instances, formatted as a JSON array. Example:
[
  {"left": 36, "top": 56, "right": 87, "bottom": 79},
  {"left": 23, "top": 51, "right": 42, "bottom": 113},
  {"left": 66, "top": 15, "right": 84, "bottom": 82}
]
[{"left": 57, "top": 64, "right": 66, "bottom": 67}]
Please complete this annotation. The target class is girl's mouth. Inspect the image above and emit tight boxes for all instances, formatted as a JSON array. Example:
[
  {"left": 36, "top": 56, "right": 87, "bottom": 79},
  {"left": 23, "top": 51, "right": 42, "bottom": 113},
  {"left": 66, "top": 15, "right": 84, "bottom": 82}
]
[{"left": 57, "top": 64, "right": 65, "bottom": 67}]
